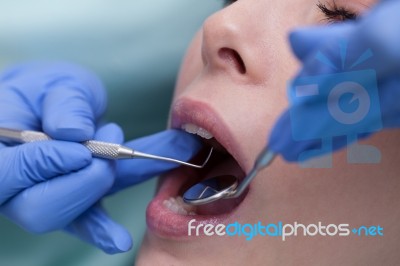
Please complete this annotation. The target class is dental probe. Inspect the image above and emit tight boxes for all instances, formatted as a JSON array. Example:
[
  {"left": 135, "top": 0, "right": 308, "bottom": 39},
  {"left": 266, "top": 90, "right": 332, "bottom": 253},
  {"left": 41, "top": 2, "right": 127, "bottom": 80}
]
[
  {"left": 183, "top": 146, "right": 275, "bottom": 205},
  {"left": 0, "top": 127, "right": 213, "bottom": 169}
]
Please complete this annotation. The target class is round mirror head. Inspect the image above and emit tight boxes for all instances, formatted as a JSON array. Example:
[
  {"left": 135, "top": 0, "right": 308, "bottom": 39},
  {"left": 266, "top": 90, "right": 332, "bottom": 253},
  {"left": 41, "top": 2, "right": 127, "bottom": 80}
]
[{"left": 183, "top": 175, "right": 238, "bottom": 205}]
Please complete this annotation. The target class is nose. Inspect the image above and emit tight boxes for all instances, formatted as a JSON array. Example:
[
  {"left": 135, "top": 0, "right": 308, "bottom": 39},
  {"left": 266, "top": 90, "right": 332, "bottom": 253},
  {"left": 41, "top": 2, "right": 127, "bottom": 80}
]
[
  {"left": 201, "top": 5, "right": 261, "bottom": 82},
  {"left": 202, "top": 8, "right": 245, "bottom": 75}
]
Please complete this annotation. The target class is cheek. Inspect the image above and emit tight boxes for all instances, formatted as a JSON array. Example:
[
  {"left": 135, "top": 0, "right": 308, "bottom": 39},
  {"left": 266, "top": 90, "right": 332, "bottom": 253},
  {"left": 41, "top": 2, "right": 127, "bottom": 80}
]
[
  {"left": 174, "top": 31, "right": 204, "bottom": 98},
  {"left": 231, "top": 59, "right": 298, "bottom": 164}
]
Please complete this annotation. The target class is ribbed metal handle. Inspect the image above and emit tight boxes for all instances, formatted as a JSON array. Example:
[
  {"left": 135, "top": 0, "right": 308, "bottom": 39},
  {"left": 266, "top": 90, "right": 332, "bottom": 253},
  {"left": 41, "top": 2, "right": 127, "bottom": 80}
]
[
  {"left": 12, "top": 129, "right": 133, "bottom": 160},
  {"left": 83, "top": 140, "right": 123, "bottom": 159},
  {"left": 21, "top": 131, "right": 51, "bottom": 142}
]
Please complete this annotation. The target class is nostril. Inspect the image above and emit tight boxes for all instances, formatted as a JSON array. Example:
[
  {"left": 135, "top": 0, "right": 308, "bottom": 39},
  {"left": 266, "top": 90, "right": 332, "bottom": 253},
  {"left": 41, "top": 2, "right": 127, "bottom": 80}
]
[{"left": 218, "top": 48, "right": 246, "bottom": 74}]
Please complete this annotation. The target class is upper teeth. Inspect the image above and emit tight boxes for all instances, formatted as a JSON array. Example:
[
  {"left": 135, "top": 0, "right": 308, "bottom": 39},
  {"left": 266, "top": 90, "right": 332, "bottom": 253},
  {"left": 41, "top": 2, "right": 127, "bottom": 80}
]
[{"left": 182, "top": 123, "right": 214, "bottom": 139}]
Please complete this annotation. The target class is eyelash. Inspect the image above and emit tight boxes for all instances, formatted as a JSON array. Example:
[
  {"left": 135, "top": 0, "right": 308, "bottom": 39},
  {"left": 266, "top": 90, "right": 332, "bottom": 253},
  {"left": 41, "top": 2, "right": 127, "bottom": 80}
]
[
  {"left": 317, "top": 1, "right": 357, "bottom": 23},
  {"left": 223, "top": 0, "right": 236, "bottom": 7},
  {"left": 223, "top": 0, "right": 357, "bottom": 23}
]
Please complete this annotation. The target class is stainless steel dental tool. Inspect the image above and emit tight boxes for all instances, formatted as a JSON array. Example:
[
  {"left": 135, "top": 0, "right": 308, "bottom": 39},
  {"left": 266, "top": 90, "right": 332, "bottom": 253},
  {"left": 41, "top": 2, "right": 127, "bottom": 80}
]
[
  {"left": 183, "top": 146, "right": 276, "bottom": 205},
  {"left": 0, "top": 127, "right": 213, "bottom": 168}
]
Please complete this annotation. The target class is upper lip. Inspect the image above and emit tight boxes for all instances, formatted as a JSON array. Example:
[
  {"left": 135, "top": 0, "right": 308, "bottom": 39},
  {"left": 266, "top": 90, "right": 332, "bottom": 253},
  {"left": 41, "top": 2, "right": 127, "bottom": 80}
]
[{"left": 170, "top": 97, "right": 248, "bottom": 173}]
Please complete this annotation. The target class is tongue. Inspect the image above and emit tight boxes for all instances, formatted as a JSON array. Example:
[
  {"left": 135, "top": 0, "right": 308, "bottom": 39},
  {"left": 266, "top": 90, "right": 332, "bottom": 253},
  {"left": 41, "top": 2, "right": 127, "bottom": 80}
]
[{"left": 195, "top": 156, "right": 245, "bottom": 215}]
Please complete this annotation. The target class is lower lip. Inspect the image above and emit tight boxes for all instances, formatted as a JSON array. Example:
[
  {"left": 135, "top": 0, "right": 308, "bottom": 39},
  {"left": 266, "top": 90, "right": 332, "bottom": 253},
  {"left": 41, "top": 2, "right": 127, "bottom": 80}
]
[{"left": 146, "top": 166, "right": 247, "bottom": 239}]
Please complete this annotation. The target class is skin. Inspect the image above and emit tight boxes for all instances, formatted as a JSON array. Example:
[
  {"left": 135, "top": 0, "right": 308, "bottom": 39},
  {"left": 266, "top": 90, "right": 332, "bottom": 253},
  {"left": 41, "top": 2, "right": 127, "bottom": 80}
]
[{"left": 137, "top": 0, "right": 400, "bottom": 265}]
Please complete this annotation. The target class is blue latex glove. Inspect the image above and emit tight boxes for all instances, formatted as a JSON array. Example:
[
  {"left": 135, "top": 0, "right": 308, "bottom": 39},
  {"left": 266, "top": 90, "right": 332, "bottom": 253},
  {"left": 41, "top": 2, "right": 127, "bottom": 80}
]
[
  {"left": 269, "top": 0, "right": 400, "bottom": 162},
  {"left": 0, "top": 62, "right": 202, "bottom": 253},
  {"left": 111, "top": 130, "right": 203, "bottom": 194}
]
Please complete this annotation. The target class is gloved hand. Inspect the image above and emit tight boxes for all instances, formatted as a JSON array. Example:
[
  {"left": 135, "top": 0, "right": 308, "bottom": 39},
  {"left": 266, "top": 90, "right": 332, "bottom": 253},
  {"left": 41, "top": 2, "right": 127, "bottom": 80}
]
[
  {"left": 0, "top": 123, "right": 128, "bottom": 252},
  {"left": 0, "top": 62, "right": 202, "bottom": 253},
  {"left": 111, "top": 130, "right": 203, "bottom": 194},
  {"left": 269, "top": 0, "right": 400, "bottom": 162}
]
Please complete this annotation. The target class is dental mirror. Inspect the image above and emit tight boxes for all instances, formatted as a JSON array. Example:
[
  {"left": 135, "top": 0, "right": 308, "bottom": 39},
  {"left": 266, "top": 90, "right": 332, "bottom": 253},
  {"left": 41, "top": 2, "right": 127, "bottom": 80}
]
[
  {"left": 183, "top": 175, "right": 238, "bottom": 205},
  {"left": 183, "top": 147, "right": 275, "bottom": 205}
]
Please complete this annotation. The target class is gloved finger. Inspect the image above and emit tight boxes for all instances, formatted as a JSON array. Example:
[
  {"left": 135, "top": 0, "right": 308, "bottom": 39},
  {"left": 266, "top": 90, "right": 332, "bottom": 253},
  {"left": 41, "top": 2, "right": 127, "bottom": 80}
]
[
  {"left": 0, "top": 141, "right": 91, "bottom": 206},
  {"left": 355, "top": 0, "right": 400, "bottom": 75},
  {"left": 65, "top": 203, "right": 132, "bottom": 254},
  {"left": 42, "top": 87, "right": 98, "bottom": 141},
  {"left": 112, "top": 129, "right": 202, "bottom": 193},
  {"left": 269, "top": 110, "right": 338, "bottom": 162},
  {"left": 377, "top": 76, "right": 400, "bottom": 128},
  {"left": 289, "top": 23, "right": 354, "bottom": 62},
  {"left": 0, "top": 81, "right": 40, "bottom": 131},
  {"left": 268, "top": 111, "right": 314, "bottom": 162},
  {"left": 94, "top": 122, "right": 124, "bottom": 144},
  {"left": 41, "top": 63, "right": 107, "bottom": 142},
  {"left": 0, "top": 123, "right": 121, "bottom": 233}
]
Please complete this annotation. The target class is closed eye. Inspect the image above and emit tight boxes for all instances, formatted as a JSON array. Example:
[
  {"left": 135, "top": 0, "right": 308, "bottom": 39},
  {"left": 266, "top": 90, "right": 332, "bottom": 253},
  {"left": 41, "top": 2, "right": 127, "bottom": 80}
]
[{"left": 317, "top": 1, "right": 358, "bottom": 23}]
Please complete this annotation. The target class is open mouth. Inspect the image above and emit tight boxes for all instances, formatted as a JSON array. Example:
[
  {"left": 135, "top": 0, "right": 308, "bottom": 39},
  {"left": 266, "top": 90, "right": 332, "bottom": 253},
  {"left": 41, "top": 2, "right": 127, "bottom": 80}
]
[
  {"left": 167, "top": 123, "right": 247, "bottom": 216},
  {"left": 146, "top": 98, "right": 251, "bottom": 239}
]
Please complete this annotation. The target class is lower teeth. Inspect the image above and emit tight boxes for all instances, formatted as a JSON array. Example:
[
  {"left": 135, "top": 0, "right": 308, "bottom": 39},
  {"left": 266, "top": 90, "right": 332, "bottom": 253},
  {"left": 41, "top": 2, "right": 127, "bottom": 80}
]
[{"left": 163, "top": 196, "right": 197, "bottom": 216}]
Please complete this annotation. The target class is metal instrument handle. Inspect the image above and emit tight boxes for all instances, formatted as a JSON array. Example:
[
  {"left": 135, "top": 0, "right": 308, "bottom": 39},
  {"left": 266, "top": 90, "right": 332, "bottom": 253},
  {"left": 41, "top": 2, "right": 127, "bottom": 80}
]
[{"left": 7, "top": 129, "right": 133, "bottom": 160}]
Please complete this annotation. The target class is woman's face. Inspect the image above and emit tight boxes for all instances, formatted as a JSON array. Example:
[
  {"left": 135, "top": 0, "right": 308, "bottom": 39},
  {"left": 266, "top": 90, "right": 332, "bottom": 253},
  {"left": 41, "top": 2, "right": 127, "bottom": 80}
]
[{"left": 138, "top": 0, "right": 400, "bottom": 265}]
